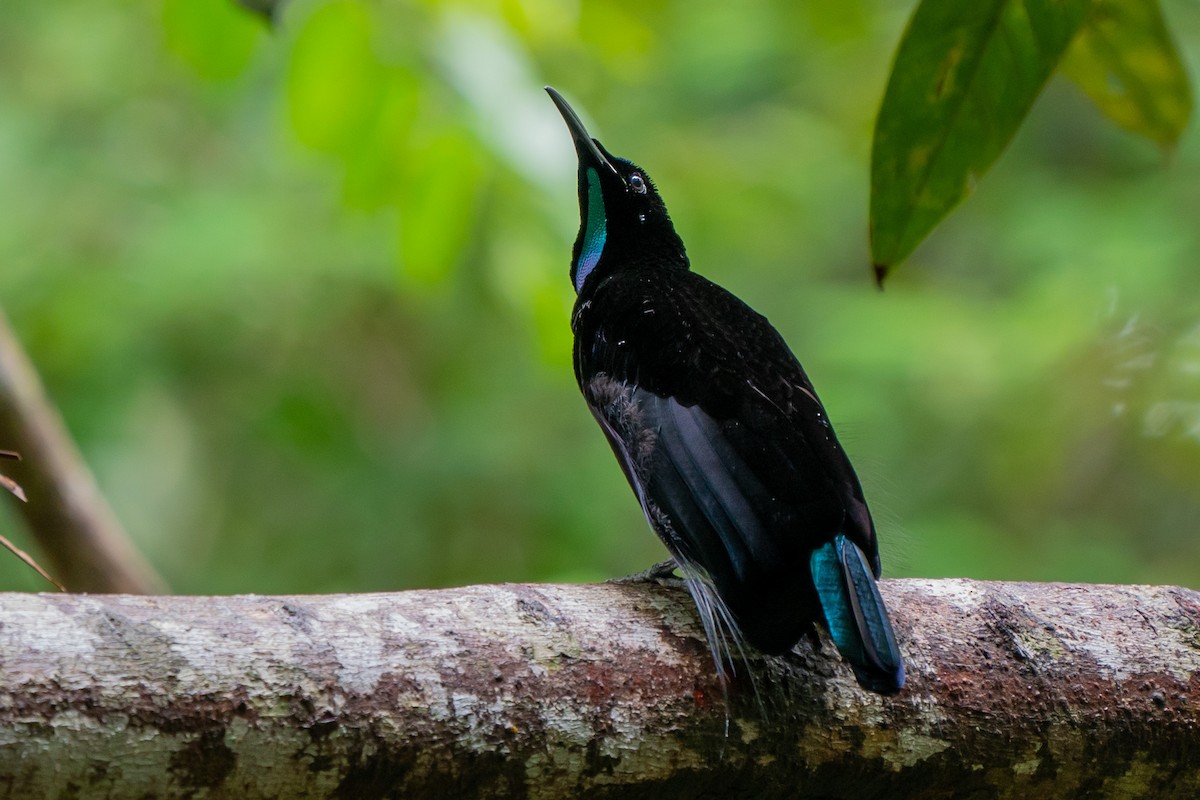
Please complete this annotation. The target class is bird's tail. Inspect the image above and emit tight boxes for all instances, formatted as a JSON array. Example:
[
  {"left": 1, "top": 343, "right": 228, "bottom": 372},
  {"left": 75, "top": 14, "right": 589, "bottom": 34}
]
[{"left": 809, "top": 534, "right": 905, "bottom": 694}]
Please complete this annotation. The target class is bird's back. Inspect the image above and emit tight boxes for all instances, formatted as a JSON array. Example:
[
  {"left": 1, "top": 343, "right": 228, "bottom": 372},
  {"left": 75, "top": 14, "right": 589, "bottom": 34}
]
[{"left": 573, "top": 265, "right": 878, "bottom": 653}]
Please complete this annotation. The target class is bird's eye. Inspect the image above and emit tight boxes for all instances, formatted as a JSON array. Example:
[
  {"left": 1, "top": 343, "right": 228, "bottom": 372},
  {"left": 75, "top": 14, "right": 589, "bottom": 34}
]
[{"left": 629, "top": 173, "right": 647, "bottom": 194}]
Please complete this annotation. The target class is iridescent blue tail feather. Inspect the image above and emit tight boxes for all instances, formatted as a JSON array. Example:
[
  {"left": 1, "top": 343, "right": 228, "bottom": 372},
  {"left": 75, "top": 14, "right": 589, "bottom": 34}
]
[{"left": 810, "top": 534, "right": 905, "bottom": 693}]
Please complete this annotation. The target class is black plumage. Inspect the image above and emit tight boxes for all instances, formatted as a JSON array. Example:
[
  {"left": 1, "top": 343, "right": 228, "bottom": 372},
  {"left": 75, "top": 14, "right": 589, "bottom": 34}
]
[{"left": 548, "top": 87, "right": 904, "bottom": 693}]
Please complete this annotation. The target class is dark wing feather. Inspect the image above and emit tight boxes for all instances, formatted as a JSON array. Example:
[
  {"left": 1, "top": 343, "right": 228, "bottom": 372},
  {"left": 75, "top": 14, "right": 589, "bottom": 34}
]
[
  {"left": 585, "top": 375, "right": 808, "bottom": 653},
  {"left": 587, "top": 378, "right": 782, "bottom": 581}
]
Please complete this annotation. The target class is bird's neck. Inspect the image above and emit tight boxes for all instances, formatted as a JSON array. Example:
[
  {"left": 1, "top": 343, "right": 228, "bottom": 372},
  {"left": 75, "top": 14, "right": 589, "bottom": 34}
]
[{"left": 578, "top": 245, "right": 690, "bottom": 297}]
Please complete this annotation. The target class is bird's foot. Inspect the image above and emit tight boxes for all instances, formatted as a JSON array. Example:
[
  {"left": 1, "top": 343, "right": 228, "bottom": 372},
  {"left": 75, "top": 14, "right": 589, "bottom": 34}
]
[{"left": 608, "top": 559, "right": 680, "bottom": 585}]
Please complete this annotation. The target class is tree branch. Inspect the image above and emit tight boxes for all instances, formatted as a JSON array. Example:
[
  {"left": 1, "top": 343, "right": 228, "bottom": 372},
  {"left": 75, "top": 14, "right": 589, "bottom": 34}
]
[
  {"left": 0, "top": 578, "right": 1197, "bottom": 799},
  {"left": 0, "top": 308, "right": 164, "bottom": 593}
]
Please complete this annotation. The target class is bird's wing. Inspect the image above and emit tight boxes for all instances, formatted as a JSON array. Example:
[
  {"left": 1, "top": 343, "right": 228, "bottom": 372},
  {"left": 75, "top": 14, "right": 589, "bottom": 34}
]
[
  {"left": 586, "top": 377, "right": 784, "bottom": 578},
  {"left": 587, "top": 369, "right": 904, "bottom": 689},
  {"left": 585, "top": 372, "right": 841, "bottom": 652}
]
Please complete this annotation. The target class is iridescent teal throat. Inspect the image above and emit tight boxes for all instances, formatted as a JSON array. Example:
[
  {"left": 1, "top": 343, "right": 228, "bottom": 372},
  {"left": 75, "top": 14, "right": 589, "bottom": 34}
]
[{"left": 574, "top": 167, "right": 607, "bottom": 293}]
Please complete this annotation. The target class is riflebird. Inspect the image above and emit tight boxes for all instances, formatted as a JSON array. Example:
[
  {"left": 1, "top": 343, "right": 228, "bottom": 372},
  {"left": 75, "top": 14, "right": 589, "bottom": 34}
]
[{"left": 549, "top": 86, "right": 904, "bottom": 693}]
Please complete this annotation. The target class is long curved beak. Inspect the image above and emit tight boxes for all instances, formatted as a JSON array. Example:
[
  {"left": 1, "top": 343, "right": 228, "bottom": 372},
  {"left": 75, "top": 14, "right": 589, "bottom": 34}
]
[{"left": 545, "top": 86, "right": 620, "bottom": 179}]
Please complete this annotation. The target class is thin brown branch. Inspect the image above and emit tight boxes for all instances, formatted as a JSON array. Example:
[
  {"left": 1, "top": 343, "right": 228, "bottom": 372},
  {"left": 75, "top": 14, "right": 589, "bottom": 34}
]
[
  {"left": 0, "top": 578, "right": 1197, "bottom": 798},
  {"left": 0, "top": 532, "right": 64, "bottom": 591},
  {"left": 0, "top": 449, "right": 64, "bottom": 589},
  {"left": 0, "top": 308, "right": 165, "bottom": 593}
]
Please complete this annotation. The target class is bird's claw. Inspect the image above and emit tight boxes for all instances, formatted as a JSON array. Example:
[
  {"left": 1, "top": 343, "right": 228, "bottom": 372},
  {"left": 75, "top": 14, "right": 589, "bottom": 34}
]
[{"left": 608, "top": 559, "right": 680, "bottom": 584}]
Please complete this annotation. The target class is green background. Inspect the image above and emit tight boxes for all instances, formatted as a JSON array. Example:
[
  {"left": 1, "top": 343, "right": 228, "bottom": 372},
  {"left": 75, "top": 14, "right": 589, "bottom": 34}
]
[{"left": 2, "top": 0, "right": 1199, "bottom": 593}]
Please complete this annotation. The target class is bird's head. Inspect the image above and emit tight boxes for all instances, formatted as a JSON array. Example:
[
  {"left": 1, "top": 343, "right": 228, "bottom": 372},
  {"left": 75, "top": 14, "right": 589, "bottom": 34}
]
[{"left": 546, "top": 87, "right": 687, "bottom": 294}]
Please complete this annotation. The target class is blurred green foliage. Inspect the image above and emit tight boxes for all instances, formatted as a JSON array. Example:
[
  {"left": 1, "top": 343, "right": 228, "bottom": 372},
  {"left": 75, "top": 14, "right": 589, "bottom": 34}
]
[
  {"left": 1, "top": 0, "right": 1199, "bottom": 593},
  {"left": 1061, "top": 0, "right": 1193, "bottom": 147}
]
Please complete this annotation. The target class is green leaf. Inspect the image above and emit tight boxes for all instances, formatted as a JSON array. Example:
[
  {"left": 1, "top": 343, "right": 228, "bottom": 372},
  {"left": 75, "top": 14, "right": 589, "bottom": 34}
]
[
  {"left": 1060, "top": 0, "right": 1192, "bottom": 149},
  {"left": 870, "top": 0, "right": 1092, "bottom": 281},
  {"left": 162, "top": 0, "right": 265, "bottom": 81}
]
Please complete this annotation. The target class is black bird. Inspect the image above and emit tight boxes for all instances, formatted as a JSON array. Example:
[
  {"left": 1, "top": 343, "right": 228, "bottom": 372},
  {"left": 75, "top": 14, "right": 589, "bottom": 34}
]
[{"left": 547, "top": 87, "right": 904, "bottom": 694}]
